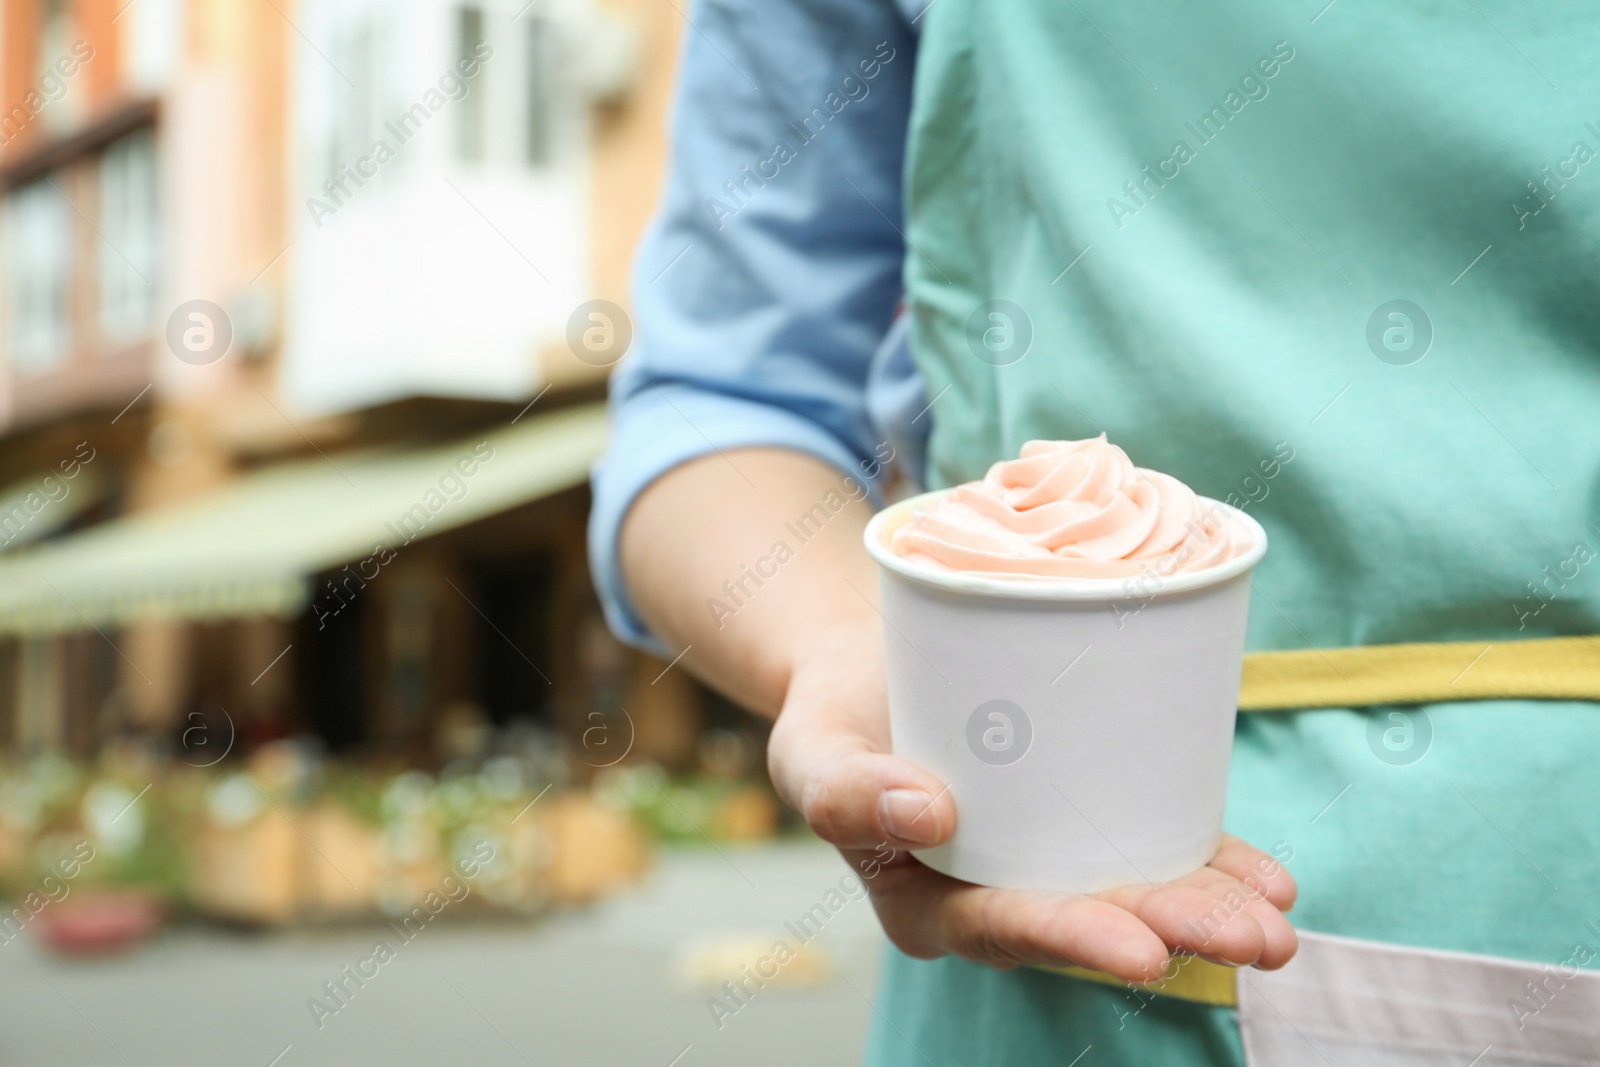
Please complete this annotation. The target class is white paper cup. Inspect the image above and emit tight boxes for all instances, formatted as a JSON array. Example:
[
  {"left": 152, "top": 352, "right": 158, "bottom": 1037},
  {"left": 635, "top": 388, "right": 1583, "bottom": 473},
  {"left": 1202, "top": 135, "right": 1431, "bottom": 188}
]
[{"left": 863, "top": 490, "right": 1267, "bottom": 893}]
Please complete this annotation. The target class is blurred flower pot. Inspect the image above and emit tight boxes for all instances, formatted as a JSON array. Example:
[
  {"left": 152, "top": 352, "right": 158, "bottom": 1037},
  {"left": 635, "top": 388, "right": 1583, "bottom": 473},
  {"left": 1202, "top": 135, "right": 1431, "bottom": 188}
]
[
  {"left": 709, "top": 786, "right": 779, "bottom": 842},
  {"left": 31, "top": 888, "right": 166, "bottom": 956},
  {"left": 538, "top": 793, "right": 649, "bottom": 904},
  {"left": 0, "top": 820, "right": 27, "bottom": 885},
  {"left": 192, "top": 807, "right": 300, "bottom": 925},
  {"left": 302, "top": 804, "right": 381, "bottom": 918}
]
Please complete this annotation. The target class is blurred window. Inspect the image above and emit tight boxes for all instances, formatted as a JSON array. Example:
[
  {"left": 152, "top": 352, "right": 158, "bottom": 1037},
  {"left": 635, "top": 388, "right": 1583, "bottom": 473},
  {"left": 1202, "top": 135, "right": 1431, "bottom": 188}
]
[
  {"left": 525, "top": 15, "right": 553, "bottom": 167},
  {"left": 330, "top": 19, "right": 385, "bottom": 180},
  {"left": 37, "top": 0, "right": 75, "bottom": 134},
  {"left": 4, "top": 179, "right": 73, "bottom": 374},
  {"left": 456, "top": 6, "right": 487, "bottom": 162},
  {"left": 98, "top": 127, "right": 159, "bottom": 344}
]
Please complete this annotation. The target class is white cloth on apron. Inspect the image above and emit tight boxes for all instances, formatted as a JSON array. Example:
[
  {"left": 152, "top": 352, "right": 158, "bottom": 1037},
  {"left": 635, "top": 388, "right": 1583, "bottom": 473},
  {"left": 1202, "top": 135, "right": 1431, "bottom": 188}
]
[{"left": 1238, "top": 930, "right": 1600, "bottom": 1066}]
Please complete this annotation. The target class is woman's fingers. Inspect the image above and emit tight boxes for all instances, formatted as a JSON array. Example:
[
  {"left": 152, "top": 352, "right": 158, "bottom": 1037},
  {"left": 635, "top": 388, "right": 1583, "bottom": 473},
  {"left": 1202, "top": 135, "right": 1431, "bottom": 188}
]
[
  {"left": 1207, "top": 834, "right": 1298, "bottom": 912},
  {"left": 768, "top": 696, "right": 957, "bottom": 851},
  {"left": 1096, "top": 861, "right": 1299, "bottom": 971},
  {"left": 1097, "top": 880, "right": 1268, "bottom": 967},
  {"left": 855, "top": 852, "right": 1298, "bottom": 983},
  {"left": 863, "top": 861, "right": 1173, "bottom": 982},
  {"left": 767, "top": 631, "right": 958, "bottom": 851},
  {"left": 1179, "top": 866, "right": 1299, "bottom": 970},
  {"left": 882, "top": 869, "right": 1293, "bottom": 980},
  {"left": 1236, "top": 893, "right": 1299, "bottom": 970},
  {"left": 784, "top": 747, "right": 957, "bottom": 850}
]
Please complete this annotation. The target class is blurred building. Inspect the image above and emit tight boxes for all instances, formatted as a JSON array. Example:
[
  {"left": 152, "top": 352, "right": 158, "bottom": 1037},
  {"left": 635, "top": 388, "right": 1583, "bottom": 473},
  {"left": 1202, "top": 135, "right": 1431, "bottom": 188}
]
[{"left": 0, "top": 0, "right": 705, "bottom": 767}]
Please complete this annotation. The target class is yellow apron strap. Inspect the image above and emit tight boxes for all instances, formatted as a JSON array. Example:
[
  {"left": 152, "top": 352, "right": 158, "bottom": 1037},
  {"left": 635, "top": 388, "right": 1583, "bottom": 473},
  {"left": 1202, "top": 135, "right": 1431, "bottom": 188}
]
[
  {"left": 1238, "top": 634, "right": 1600, "bottom": 711},
  {"left": 1046, "top": 958, "right": 1240, "bottom": 1007},
  {"left": 1047, "top": 633, "right": 1600, "bottom": 1005}
]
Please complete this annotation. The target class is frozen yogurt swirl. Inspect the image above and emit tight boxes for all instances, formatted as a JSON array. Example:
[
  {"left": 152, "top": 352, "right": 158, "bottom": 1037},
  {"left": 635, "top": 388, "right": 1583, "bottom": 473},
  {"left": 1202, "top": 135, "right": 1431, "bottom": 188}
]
[{"left": 890, "top": 437, "right": 1251, "bottom": 579}]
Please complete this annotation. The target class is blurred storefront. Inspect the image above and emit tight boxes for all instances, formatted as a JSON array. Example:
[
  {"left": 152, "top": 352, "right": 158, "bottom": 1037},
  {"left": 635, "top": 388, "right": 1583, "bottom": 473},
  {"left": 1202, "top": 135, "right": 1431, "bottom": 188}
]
[
  {"left": 0, "top": 0, "right": 713, "bottom": 772},
  {"left": 0, "top": 0, "right": 788, "bottom": 940}
]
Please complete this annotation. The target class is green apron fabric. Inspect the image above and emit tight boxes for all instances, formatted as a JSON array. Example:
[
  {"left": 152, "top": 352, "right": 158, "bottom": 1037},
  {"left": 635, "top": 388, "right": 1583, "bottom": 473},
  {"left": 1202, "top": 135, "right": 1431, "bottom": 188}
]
[{"left": 868, "top": 2, "right": 1600, "bottom": 1064}]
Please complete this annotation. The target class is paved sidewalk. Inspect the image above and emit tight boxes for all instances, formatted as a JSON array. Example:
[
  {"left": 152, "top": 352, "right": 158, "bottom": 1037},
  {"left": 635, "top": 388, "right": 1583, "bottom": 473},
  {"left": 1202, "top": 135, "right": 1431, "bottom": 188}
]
[{"left": 0, "top": 841, "right": 882, "bottom": 1067}]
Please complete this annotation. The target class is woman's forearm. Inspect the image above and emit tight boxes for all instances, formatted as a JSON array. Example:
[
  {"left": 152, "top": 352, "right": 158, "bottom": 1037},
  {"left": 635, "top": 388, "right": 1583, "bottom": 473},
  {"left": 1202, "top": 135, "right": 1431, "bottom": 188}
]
[{"left": 618, "top": 448, "right": 880, "bottom": 716}]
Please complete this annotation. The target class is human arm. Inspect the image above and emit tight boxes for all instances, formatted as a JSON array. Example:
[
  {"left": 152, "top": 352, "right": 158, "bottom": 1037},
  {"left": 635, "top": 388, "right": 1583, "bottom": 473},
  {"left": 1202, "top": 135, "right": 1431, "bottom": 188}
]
[{"left": 593, "top": 0, "right": 1297, "bottom": 982}]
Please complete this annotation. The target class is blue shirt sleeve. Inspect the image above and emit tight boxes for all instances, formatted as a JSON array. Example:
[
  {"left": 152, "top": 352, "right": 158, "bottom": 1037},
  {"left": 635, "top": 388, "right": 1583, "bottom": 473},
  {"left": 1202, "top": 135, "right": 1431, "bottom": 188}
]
[{"left": 588, "top": 0, "right": 921, "bottom": 653}]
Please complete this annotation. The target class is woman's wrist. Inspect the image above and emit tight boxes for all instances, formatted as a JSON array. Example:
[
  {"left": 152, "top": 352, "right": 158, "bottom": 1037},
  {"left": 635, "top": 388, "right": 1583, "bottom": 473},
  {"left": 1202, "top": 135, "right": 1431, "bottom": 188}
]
[{"left": 619, "top": 447, "right": 880, "bottom": 717}]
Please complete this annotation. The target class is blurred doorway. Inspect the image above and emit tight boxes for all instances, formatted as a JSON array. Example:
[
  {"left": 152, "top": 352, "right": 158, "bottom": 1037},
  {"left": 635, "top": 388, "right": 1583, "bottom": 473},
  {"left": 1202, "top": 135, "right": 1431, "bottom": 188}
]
[
  {"left": 468, "top": 554, "right": 556, "bottom": 730},
  {"left": 299, "top": 581, "right": 368, "bottom": 753}
]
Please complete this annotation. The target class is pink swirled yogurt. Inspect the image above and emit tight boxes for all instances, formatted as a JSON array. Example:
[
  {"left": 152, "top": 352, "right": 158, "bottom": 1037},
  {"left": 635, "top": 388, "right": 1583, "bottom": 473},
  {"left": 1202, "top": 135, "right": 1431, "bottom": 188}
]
[{"left": 890, "top": 436, "right": 1254, "bottom": 579}]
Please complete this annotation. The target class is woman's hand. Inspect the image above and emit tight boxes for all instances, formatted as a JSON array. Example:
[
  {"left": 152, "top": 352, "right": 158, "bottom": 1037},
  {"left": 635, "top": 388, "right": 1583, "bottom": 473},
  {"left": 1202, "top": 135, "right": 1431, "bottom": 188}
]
[
  {"left": 768, "top": 621, "right": 1299, "bottom": 983},
  {"left": 622, "top": 448, "right": 1297, "bottom": 984}
]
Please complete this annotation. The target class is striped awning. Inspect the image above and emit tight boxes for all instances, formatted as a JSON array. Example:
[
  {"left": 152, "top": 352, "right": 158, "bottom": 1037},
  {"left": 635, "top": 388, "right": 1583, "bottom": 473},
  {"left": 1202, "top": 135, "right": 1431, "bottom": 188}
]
[
  {"left": 0, "top": 466, "right": 105, "bottom": 553},
  {"left": 0, "top": 402, "right": 606, "bottom": 635}
]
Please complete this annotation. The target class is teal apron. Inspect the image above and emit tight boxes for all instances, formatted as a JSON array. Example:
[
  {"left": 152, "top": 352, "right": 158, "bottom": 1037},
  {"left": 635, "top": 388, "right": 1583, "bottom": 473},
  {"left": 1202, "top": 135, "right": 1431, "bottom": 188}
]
[{"left": 868, "top": 1, "right": 1600, "bottom": 1063}]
